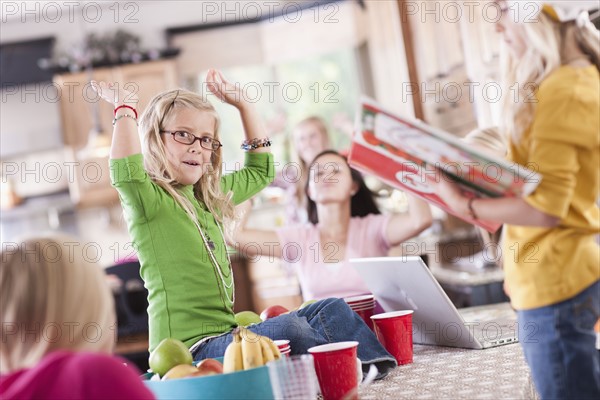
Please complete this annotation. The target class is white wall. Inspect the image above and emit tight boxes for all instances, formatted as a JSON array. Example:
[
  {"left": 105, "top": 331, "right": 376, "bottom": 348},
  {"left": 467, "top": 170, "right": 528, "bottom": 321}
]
[
  {"left": 0, "top": 84, "right": 63, "bottom": 157},
  {"left": 0, "top": 1, "right": 288, "bottom": 51}
]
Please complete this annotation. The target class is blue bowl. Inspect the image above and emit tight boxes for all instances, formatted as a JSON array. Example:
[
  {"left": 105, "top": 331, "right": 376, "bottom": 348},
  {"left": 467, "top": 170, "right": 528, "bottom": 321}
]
[{"left": 142, "top": 359, "right": 274, "bottom": 400}]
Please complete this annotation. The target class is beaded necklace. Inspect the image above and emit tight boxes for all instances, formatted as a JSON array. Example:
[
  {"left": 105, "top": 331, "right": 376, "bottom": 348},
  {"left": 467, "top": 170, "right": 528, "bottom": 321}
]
[{"left": 192, "top": 211, "right": 235, "bottom": 307}]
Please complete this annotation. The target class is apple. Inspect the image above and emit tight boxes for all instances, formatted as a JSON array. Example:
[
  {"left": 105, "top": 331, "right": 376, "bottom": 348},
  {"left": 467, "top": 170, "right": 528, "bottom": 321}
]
[
  {"left": 234, "top": 311, "right": 262, "bottom": 327},
  {"left": 149, "top": 338, "right": 194, "bottom": 377},
  {"left": 260, "top": 305, "right": 289, "bottom": 321},
  {"left": 298, "top": 299, "right": 318, "bottom": 310},
  {"left": 195, "top": 358, "right": 224, "bottom": 376},
  {"left": 161, "top": 364, "right": 199, "bottom": 380}
]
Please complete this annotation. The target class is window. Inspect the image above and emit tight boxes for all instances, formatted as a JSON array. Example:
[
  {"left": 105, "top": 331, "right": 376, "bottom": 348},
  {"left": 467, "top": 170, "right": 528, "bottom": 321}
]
[{"left": 198, "top": 47, "right": 362, "bottom": 172}]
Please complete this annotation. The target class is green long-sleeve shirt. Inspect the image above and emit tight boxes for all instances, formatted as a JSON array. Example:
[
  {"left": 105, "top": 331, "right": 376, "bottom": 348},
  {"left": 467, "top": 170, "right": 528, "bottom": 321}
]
[{"left": 110, "top": 152, "right": 274, "bottom": 352}]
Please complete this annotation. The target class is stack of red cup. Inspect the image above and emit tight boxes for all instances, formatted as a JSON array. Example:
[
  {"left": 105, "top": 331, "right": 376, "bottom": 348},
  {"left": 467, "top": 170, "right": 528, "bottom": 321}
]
[
  {"left": 274, "top": 339, "right": 291, "bottom": 357},
  {"left": 343, "top": 294, "right": 376, "bottom": 330}
]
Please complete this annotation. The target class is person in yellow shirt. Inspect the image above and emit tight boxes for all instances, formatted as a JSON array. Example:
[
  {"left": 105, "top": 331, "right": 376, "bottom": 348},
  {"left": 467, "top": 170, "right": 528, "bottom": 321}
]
[{"left": 434, "top": 1, "right": 600, "bottom": 399}]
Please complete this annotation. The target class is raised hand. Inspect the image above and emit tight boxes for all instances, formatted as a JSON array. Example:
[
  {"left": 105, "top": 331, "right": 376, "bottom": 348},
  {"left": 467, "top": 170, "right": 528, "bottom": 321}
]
[
  {"left": 205, "top": 69, "right": 247, "bottom": 110},
  {"left": 90, "top": 80, "right": 139, "bottom": 106},
  {"left": 90, "top": 80, "right": 141, "bottom": 158}
]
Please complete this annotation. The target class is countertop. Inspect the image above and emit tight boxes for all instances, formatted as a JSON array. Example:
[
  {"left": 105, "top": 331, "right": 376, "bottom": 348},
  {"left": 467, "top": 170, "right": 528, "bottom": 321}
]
[
  {"left": 0, "top": 190, "right": 74, "bottom": 220},
  {"left": 360, "top": 303, "right": 538, "bottom": 399}
]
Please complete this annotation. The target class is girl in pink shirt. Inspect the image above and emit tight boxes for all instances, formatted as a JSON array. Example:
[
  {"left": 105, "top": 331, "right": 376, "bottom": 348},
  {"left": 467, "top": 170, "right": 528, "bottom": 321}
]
[{"left": 234, "top": 150, "right": 432, "bottom": 300}]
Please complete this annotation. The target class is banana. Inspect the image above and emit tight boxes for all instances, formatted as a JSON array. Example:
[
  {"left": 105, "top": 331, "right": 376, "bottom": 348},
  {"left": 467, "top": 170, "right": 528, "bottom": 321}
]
[
  {"left": 224, "top": 328, "right": 284, "bottom": 372},
  {"left": 259, "top": 337, "right": 275, "bottom": 364},
  {"left": 223, "top": 329, "right": 243, "bottom": 373},
  {"left": 266, "top": 337, "right": 282, "bottom": 361},
  {"left": 240, "top": 327, "right": 264, "bottom": 369}
]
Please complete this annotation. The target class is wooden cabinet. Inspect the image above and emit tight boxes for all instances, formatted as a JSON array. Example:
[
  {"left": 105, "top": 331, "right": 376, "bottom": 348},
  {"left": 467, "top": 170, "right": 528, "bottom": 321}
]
[
  {"left": 118, "top": 61, "right": 178, "bottom": 115},
  {"left": 240, "top": 205, "right": 303, "bottom": 313},
  {"left": 247, "top": 256, "right": 303, "bottom": 313},
  {"left": 53, "top": 60, "right": 178, "bottom": 208},
  {"left": 54, "top": 68, "right": 115, "bottom": 150}
]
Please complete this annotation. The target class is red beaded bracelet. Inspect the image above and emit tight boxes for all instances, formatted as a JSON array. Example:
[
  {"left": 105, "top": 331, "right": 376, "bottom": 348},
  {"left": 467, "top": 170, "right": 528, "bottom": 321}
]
[{"left": 114, "top": 104, "right": 138, "bottom": 119}]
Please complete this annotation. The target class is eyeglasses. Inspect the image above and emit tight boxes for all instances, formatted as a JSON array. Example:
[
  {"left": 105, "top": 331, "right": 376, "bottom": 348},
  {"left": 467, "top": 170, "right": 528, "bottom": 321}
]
[{"left": 161, "top": 131, "right": 223, "bottom": 151}]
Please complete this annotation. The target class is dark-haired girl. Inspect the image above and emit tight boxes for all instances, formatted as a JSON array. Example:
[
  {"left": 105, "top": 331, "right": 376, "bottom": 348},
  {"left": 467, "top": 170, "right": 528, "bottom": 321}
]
[{"left": 235, "top": 150, "right": 432, "bottom": 300}]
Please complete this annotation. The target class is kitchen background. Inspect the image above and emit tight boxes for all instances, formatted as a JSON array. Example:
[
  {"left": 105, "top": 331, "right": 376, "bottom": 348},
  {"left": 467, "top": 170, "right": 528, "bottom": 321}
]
[{"left": 4, "top": 1, "right": 597, "bottom": 314}]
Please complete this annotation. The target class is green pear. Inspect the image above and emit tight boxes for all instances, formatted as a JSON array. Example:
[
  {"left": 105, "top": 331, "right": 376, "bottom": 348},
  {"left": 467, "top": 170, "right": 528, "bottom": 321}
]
[
  {"left": 149, "top": 338, "right": 193, "bottom": 377},
  {"left": 234, "top": 310, "right": 262, "bottom": 327}
]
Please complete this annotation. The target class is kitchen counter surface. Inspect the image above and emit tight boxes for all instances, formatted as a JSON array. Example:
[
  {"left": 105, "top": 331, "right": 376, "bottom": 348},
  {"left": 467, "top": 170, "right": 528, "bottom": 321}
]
[
  {"left": 1, "top": 190, "right": 73, "bottom": 220},
  {"left": 361, "top": 303, "right": 538, "bottom": 399}
]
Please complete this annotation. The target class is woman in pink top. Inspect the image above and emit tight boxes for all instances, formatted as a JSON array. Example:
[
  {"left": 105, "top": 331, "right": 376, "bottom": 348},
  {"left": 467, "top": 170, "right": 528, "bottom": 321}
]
[
  {"left": 271, "top": 116, "right": 333, "bottom": 224},
  {"left": 234, "top": 150, "right": 432, "bottom": 300},
  {"left": 0, "top": 236, "right": 154, "bottom": 400}
]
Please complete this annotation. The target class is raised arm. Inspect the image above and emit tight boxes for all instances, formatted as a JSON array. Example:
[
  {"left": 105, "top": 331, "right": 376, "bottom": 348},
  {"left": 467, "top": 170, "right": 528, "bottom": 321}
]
[
  {"left": 385, "top": 193, "right": 433, "bottom": 247},
  {"left": 231, "top": 200, "right": 282, "bottom": 258},
  {"left": 206, "top": 69, "right": 270, "bottom": 154},
  {"left": 91, "top": 81, "right": 140, "bottom": 159},
  {"left": 208, "top": 69, "right": 275, "bottom": 203}
]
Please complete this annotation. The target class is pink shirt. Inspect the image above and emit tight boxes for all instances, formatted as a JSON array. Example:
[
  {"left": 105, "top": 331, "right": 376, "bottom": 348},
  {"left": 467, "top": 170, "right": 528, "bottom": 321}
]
[
  {"left": 0, "top": 351, "right": 155, "bottom": 400},
  {"left": 276, "top": 214, "right": 391, "bottom": 300}
]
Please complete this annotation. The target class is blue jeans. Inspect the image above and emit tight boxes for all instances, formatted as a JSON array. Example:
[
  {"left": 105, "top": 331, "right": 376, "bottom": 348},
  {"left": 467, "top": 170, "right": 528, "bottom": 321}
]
[
  {"left": 192, "top": 298, "right": 397, "bottom": 379},
  {"left": 517, "top": 280, "right": 600, "bottom": 400}
]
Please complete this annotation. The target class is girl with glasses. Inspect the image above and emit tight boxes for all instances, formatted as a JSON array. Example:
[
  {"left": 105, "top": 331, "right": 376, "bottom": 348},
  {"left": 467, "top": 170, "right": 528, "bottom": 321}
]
[
  {"left": 91, "top": 69, "right": 274, "bottom": 368},
  {"left": 92, "top": 70, "right": 399, "bottom": 380}
]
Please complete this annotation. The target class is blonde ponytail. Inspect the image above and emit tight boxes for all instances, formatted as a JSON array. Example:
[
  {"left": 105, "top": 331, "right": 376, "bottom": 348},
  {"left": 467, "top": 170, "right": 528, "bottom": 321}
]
[{"left": 573, "top": 17, "right": 600, "bottom": 72}]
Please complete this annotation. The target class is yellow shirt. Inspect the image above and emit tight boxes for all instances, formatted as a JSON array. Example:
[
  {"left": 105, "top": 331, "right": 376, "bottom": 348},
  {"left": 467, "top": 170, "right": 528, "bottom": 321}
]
[{"left": 504, "top": 65, "right": 600, "bottom": 310}]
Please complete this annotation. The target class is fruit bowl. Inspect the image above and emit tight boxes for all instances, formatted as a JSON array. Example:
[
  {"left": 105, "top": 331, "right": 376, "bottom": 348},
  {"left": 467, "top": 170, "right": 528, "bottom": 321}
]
[{"left": 141, "top": 358, "right": 274, "bottom": 400}]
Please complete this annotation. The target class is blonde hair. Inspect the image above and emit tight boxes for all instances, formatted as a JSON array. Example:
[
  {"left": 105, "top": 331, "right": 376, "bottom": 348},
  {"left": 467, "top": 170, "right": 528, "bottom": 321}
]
[
  {"left": 291, "top": 116, "right": 331, "bottom": 208},
  {"left": 139, "top": 89, "right": 234, "bottom": 224},
  {"left": 501, "top": 12, "right": 600, "bottom": 141},
  {"left": 0, "top": 235, "right": 115, "bottom": 374},
  {"left": 462, "top": 127, "right": 507, "bottom": 262},
  {"left": 463, "top": 127, "right": 508, "bottom": 157}
]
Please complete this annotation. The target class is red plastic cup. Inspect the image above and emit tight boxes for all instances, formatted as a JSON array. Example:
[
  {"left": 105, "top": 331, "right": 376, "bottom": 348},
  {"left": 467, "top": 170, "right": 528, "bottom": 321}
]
[
  {"left": 308, "top": 341, "right": 359, "bottom": 400},
  {"left": 349, "top": 301, "right": 375, "bottom": 310},
  {"left": 274, "top": 340, "right": 290, "bottom": 349},
  {"left": 344, "top": 294, "right": 375, "bottom": 306},
  {"left": 353, "top": 306, "right": 375, "bottom": 331},
  {"left": 371, "top": 310, "right": 414, "bottom": 365}
]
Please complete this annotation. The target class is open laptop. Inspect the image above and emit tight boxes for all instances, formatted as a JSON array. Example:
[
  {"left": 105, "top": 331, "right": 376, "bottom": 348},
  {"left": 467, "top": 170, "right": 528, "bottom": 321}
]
[{"left": 350, "top": 256, "right": 518, "bottom": 349}]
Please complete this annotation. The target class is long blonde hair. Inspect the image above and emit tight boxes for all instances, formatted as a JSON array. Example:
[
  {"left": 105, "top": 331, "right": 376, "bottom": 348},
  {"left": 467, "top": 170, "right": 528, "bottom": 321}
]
[
  {"left": 463, "top": 127, "right": 507, "bottom": 157},
  {"left": 139, "top": 89, "right": 234, "bottom": 224},
  {"left": 500, "top": 12, "right": 600, "bottom": 141},
  {"left": 292, "top": 116, "right": 331, "bottom": 209},
  {"left": 0, "top": 236, "right": 115, "bottom": 374}
]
